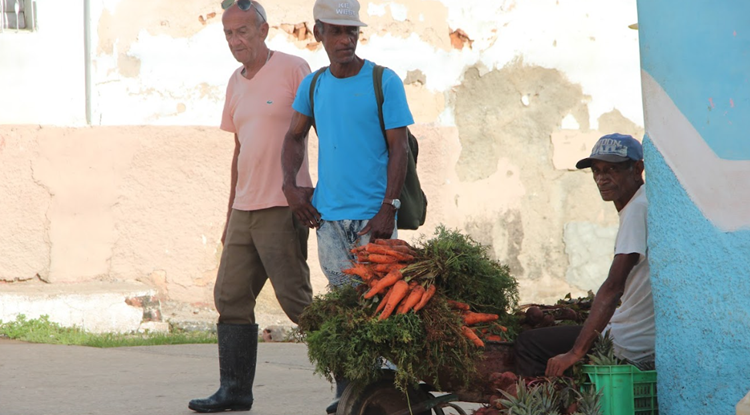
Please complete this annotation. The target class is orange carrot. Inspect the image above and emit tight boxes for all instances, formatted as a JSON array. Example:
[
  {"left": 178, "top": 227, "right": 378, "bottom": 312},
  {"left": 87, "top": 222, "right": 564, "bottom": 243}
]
[
  {"left": 389, "top": 251, "right": 414, "bottom": 262},
  {"left": 395, "top": 286, "right": 414, "bottom": 314},
  {"left": 379, "top": 280, "right": 410, "bottom": 320},
  {"left": 494, "top": 324, "right": 508, "bottom": 333},
  {"left": 462, "top": 312, "right": 499, "bottom": 326},
  {"left": 373, "top": 238, "right": 409, "bottom": 247},
  {"left": 389, "top": 245, "right": 417, "bottom": 255},
  {"left": 462, "top": 326, "right": 485, "bottom": 347},
  {"left": 366, "top": 274, "right": 382, "bottom": 288},
  {"left": 342, "top": 263, "right": 375, "bottom": 281},
  {"left": 447, "top": 299, "right": 471, "bottom": 311},
  {"left": 364, "top": 244, "right": 414, "bottom": 262},
  {"left": 364, "top": 270, "right": 403, "bottom": 299},
  {"left": 364, "top": 244, "right": 395, "bottom": 255},
  {"left": 349, "top": 245, "right": 367, "bottom": 254},
  {"left": 392, "top": 253, "right": 415, "bottom": 262},
  {"left": 397, "top": 285, "right": 425, "bottom": 314},
  {"left": 373, "top": 263, "right": 407, "bottom": 273},
  {"left": 413, "top": 284, "right": 437, "bottom": 312},
  {"left": 357, "top": 252, "right": 370, "bottom": 263},
  {"left": 375, "top": 287, "right": 393, "bottom": 313},
  {"left": 485, "top": 334, "right": 504, "bottom": 342},
  {"left": 367, "top": 254, "right": 400, "bottom": 264}
]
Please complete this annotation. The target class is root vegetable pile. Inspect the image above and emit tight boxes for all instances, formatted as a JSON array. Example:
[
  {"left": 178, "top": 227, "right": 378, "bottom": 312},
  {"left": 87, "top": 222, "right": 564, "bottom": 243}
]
[
  {"left": 516, "top": 292, "right": 593, "bottom": 332},
  {"left": 447, "top": 300, "right": 509, "bottom": 347},
  {"left": 346, "top": 239, "right": 510, "bottom": 345},
  {"left": 346, "top": 241, "right": 433, "bottom": 319},
  {"left": 298, "top": 226, "right": 520, "bottom": 393}
]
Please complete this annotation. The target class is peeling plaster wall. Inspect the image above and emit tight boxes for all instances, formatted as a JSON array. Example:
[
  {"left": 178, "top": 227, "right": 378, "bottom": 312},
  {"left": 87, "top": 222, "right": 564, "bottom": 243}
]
[
  {"left": 0, "top": 128, "right": 50, "bottom": 281},
  {"left": 0, "top": 126, "right": 234, "bottom": 304},
  {"left": 1, "top": 0, "right": 645, "bottom": 319}
]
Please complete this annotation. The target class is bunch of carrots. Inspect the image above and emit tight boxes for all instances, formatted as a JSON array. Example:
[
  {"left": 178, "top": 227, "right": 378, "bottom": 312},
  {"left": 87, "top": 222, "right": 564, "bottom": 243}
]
[
  {"left": 343, "top": 239, "right": 437, "bottom": 321},
  {"left": 343, "top": 239, "right": 507, "bottom": 348},
  {"left": 447, "top": 299, "right": 508, "bottom": 348}
]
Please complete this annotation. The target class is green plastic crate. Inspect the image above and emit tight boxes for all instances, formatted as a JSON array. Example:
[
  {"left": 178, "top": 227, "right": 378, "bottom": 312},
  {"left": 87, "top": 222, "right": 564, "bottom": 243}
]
[{"left": 582, "top": 365, "right": 658, "bottom": 415}]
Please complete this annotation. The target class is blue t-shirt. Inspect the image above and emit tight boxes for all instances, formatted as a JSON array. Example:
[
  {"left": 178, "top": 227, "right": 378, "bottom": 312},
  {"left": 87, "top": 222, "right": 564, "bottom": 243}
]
[{"left": 292, "top": 60, "right": 414, "bottom": 221}]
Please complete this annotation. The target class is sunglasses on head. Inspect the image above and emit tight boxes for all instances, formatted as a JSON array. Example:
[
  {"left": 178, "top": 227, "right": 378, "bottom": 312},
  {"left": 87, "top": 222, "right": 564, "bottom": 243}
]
[{"left": 221, "top": 0, "right": 266, "bottom": 23}]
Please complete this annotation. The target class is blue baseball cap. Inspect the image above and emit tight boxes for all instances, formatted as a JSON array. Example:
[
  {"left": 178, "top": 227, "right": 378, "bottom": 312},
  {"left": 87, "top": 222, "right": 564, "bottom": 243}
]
[{"left": 576, "top": 133, "right": 643, "bottom": 169}]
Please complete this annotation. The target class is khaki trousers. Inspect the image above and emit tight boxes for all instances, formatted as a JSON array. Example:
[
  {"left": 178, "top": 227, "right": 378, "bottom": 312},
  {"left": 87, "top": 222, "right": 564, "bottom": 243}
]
[{"left": 214, "top": 207, "right": 312, "bottom": 325}]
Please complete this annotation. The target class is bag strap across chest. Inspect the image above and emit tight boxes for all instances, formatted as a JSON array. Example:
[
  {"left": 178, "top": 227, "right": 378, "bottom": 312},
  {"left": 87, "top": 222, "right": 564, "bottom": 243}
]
[{"left": 307, "top": 64, "right": 387, "bottom": 134}]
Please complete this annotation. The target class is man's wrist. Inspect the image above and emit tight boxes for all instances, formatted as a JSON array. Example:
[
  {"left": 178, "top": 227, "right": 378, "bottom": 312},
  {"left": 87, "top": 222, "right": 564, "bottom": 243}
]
[
  {"left": 382, "top": 198, "right": 401, "bottom": 210},
  {"left": 570, "top": 346, "right": 588, "bottom": 359}
]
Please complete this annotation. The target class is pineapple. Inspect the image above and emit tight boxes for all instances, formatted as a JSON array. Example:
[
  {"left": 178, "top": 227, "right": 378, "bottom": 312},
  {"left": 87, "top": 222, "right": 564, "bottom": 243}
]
[
  {"left": 498, "top": 380, "right": 543, "bottom": 415},
  {"left": 498, "top": 380, "right": 560, "bottom": 415},
  {"left": 497, "top": 378, "right": 599, "bottom": 415},
  {"left": 537, "top": 382, "right": 561, "bottom": 415},
  {"left": 587, "top": 330, "right": 624, "bottom": 366},
  {"left": 573, "top": 386, "right": 603, "bottom": 415}
]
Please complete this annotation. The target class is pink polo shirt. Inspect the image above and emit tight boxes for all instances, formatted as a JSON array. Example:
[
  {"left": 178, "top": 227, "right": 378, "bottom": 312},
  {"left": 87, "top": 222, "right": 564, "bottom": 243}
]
[{"left": 221, "top": 51, "right": 312, "bottom": 211}]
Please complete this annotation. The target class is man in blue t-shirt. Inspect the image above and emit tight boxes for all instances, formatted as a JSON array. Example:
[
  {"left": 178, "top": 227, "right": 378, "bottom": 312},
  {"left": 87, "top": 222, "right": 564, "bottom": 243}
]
[
  {"left": 281, "top": 0, "right": 413, "bottom": 412},
  {"left": 282, "top": 0, "right": 414, "bottom": 287}
]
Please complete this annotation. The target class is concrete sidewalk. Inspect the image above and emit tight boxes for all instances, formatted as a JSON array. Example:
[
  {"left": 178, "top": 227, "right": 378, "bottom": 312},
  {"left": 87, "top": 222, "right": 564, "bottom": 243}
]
[{"left": 0, "top": 339, "right": 333, "bottom": 415}]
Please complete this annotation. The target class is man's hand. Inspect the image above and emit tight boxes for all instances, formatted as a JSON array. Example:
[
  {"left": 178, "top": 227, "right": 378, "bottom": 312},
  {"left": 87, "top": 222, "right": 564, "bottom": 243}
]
[
  {"left": 283, "top": 185, "right": 320, "bottom": 228},
  {"left": 545, "top": 253, "right": 639, "bottom": 377},
  {"left": 358, "top": 205, "right": 396, "bottom": 239},
  {"left": 546, "top": 351, "right": 583, "bottom": 377}
]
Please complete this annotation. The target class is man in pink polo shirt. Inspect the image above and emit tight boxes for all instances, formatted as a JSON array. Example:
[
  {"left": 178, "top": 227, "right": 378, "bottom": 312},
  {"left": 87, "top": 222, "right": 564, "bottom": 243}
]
[{"left": 189, "top": 1, "right": 313, "bottom": 413}]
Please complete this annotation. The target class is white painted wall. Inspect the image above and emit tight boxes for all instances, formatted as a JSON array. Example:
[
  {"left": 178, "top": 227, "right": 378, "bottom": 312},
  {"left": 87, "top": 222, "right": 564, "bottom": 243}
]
[{"left": 0, "top": 0, "right": 86, "bottom": 126}]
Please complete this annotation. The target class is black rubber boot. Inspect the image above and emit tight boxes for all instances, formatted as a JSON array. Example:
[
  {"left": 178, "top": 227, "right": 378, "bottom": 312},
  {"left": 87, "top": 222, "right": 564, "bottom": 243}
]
[
  {"left": 189, "top": 323, "right": 258, "bottom": 413},
  {"left": 325, "top": 377, "right": 350, "bottom": 414}
]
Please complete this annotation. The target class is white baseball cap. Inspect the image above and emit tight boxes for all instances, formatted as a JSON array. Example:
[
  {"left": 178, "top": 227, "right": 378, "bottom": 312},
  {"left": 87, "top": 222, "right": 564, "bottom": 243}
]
[{"left": 313, "top": 0, "right": 367, "bottom": 27}]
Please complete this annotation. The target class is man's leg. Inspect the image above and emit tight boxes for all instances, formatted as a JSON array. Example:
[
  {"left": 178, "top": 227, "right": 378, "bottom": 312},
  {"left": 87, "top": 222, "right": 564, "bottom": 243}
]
[
  {"left": 314, "top": 220, "right": 364, "bottom": 413},
  {"left": 316, "top": 220, "right": 365, "bottom": 287},
  {"left": 214, "top": 210, "right": 269, "bottom": 324},
  {"left": 316, "top": 219, "right": 396, "bottom": 288},
  {"left": 315, "top": 220, "right": 397, "bottom": 413},
  {"left": 189, "top": 210, "right": 264, "bottom": 413},
  {"left": 514, "top": 326, "right": 583, "bottom": 377},
  {"left": 254, "top": 207, "right": 313, "bottom": 325}
]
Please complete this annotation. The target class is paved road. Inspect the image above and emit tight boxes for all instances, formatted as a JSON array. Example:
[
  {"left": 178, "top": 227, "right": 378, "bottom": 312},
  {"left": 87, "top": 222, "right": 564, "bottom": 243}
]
[
  {"left": 0, "top": 339, "right": 480, "bottom": 415},
  {"left": 0, "top": 339, "right": 333, "bottom": 415}
]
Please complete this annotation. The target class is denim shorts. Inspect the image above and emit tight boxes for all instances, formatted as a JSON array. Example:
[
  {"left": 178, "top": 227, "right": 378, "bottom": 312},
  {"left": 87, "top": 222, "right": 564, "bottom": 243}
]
[{"left": 316, "top": 219, "right": 397, "bottom": 288}]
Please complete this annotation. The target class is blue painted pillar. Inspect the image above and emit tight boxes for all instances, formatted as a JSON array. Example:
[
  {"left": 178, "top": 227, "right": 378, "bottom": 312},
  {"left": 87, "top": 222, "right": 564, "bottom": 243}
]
[{"left": 636, "top": 0, "right": 750, "bottom": 413}]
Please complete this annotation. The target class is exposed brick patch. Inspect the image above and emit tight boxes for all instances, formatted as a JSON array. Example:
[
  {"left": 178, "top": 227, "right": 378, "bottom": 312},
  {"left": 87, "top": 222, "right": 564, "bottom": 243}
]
[
  {"left": 125, "top": 295, "right": 163, "bottom": 322},
  {"left": 261, "top": 325, "right": 293, "bottom": 342},
  {"left": 450, "top": 29, "right": 473, "bottom": 50}
]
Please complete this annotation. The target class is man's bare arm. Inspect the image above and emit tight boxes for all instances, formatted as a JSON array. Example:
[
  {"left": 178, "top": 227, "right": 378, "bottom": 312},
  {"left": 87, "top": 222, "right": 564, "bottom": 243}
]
[
  {"left": 221, "top": 134, "right": 241, "bottom": 245},
  {"left": 545, "top": 252, "right": 640, "bottom": 376},
  {"left": 281, "top": 111, "right": 319, "bottom": 228},
  {"left": 358, "top": 127, "right": 408, "bottom": 239}
]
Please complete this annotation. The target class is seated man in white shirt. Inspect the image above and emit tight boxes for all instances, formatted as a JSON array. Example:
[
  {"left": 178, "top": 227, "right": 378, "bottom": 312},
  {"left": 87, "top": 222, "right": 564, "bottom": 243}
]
[{"left": 515, "top": 133, "right": 655, "bottom": 376}]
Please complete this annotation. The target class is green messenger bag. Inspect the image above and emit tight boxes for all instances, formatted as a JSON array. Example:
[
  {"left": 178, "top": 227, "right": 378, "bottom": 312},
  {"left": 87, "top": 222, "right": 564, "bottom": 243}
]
[{"left": 372, "top": 65, "right": 427, "bottom": 230}]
